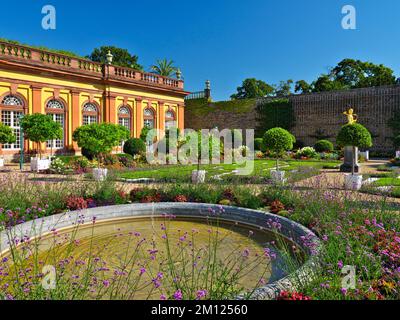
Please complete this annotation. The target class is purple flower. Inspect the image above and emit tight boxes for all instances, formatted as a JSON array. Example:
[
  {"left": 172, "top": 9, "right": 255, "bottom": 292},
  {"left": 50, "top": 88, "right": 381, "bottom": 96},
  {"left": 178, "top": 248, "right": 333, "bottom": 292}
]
[
  {"left": 139, "top": 268, "right": 146, "bottom": 275},
  {"left": 102, "top": 280, "right": 110, "bottom": 287},
  {"left": 173, "top": 289, "right": 183, "bottom": 300},
  {"left": 196, "top": 290, "right": 207, "bottom": 300},
  {"left": 160, "top": 294, "right": 167, "bottom": 300},
  {"left": 340, "top": 288, "right": 347, "bottom": 295},
  {"left": 337, "top": 260, "right": 344, "bottom": 269}
]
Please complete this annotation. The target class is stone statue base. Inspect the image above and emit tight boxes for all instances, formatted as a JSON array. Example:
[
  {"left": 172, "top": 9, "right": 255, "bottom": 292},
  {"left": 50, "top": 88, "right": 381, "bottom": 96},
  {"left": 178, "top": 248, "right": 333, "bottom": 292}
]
[{"left": 340, "top": 146, "right": 359, "bottom": 173}]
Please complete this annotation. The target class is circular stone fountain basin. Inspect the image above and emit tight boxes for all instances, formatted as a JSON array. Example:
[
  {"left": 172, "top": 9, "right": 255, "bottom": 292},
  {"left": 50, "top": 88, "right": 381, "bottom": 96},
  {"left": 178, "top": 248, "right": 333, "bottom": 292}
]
[{"left": 0, "top": 203, "right": 321, "bottom": 300}]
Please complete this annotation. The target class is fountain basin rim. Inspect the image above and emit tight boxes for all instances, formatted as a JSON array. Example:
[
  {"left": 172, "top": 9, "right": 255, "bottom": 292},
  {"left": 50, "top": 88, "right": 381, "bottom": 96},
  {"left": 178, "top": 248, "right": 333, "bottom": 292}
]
[{"left": 0, "top": 202, "right": 322, "bottom": 300}]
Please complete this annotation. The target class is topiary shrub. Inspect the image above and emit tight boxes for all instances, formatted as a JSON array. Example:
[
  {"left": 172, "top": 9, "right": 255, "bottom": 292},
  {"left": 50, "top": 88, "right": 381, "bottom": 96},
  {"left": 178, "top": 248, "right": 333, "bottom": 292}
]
[
  {"left": 123, "top": 138, "right": 146, "bottom": 156},
  {"left": 72, "top": 123, "right": 129, "bottom": 167},
  {"left": 314, "top": 140, "right": 334, "bottom": 153},
  {"left": 337, "top": 123, "right": 372, "bottom": 175},
  {"left": 263, "top": 127, "right": 295, "bottom": 170},
  {"left": 20, "top": 113, "right": 62, "bottom": 158},
  {"left": 254, "top": 138, "right": 266, "bottom": 152}
]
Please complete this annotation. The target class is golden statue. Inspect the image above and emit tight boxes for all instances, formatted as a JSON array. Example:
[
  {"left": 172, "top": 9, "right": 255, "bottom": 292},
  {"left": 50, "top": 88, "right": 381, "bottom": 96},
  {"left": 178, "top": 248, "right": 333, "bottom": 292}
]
[{"left": 343, "top": 108, "right": 358, "bottom": 124}]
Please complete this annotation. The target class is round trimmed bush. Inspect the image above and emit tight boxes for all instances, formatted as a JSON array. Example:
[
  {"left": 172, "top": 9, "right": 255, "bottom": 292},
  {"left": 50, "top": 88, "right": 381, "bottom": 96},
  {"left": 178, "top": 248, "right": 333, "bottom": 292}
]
[
  {"left": 263, "top": 128, "right": 294, "bottom": 155},
  {"left": 123, "top": 138, "right": 146, "bottom": 156},
  {"left": 336, "top": 123, "right": 372, "bottom": 149},
  {"left": 314, "top": 140, "right": 334, "bottom": 153}
]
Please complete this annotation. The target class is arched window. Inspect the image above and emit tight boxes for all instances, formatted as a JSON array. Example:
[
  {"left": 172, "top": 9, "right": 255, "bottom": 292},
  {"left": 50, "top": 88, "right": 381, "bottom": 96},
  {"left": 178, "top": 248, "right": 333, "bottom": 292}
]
[
  {"left": 2, "top": 95, "right": 23, "bottom": 106},
  {"left": 1, "top": 94, "right": 24, "bottom": 150},
  {"left": 165, "top": 109, "right": 176, "bottom": 129},
  {"left": 82, "top": 102, "right": 98, "bottom": 125},
  {"left": 118, "top": 106, "right": 131, "bottom": 131},
  {"left": 143, "top": 107, "right": 155, "bottom": 129},
  {"left": 46, "top": 99, "right": 65, "bottom": 149}
]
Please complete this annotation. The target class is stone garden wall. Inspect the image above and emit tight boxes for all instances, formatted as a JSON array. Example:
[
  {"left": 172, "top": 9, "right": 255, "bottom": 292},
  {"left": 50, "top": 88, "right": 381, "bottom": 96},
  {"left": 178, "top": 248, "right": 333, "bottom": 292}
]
[{"left": 185, "top": 85, "right": 400, "bottom": 154}]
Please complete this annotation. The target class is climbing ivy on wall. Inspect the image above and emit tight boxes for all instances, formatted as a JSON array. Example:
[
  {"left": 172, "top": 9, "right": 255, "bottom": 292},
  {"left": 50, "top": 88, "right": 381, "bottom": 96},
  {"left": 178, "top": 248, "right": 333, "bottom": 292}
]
[{"left": 255, "top": 99, "right": 295, "bottom": 137}]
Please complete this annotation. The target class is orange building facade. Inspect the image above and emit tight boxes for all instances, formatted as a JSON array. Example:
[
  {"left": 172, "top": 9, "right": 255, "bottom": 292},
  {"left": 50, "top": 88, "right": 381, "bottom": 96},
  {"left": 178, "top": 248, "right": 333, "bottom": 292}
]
[{"left": 0, "top": 41, "right": 188, "bottom": 159}]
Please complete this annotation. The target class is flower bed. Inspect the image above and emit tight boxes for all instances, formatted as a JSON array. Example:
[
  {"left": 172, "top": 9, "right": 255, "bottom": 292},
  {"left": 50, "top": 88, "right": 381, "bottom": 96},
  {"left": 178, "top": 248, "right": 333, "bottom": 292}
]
[{"left": 0, "top": 173, "right": 398, "bottom": 300}]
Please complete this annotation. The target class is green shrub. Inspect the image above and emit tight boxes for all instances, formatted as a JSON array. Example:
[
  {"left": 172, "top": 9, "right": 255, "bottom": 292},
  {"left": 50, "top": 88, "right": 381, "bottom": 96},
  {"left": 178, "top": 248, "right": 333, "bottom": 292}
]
[
  {"left": 314, "top": 140, "right": 334, "bottom": 153},
  {"left": 73, "top": 123, "right": 129, "bottom": 165},
  {"left": 123, "top": 138, "right": 146, "bottom": 156},
  {"left": 254, "top": 138, "right": 266, "bottom": 152},
  {"left": 337, "top": 123, "right": 372, "bottom": 174},
  {"left": 336, "top": 124, "right": 372, "bottom": 149},
  {"left": 263, "top": 128, "right": 294, "bottom": 170},
  {"left": 20, "top": 113, "right": 62, "bottom": 158},
  {"left": 296, "top": 147, "right": 319, "bottom": 159},
  {"left": 0, "top": 122, "right": 16, "bottom": 147}
]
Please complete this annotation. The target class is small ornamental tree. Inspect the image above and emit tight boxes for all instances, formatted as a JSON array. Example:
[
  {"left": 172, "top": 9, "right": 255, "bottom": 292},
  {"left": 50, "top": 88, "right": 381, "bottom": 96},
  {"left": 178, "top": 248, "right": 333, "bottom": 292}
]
[
  {"left": 123, "top": 138, "right": 146, "bottom": 157},
  {"left": 314, "top": 140, "right": 334, "bottom": 153},
  {"left": 0, "top": 122, "right": 16, "bottom": 156},
  {"left": 263, "top": 127, "right": 295, "bottom": 170},
  {"left": 20, "top": 114, "right": 62, "bottom": 159},
  {"left": 336, "top": 123, "right": 372, "bottom": 175},
  {"left": 72, "top": 123, "right": 129, "bottom": 167}
]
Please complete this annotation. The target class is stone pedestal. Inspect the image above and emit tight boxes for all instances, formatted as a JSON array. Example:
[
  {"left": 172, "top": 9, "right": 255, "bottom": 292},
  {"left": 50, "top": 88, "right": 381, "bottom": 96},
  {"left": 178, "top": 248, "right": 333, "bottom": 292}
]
[{"left": 340, "top": 146, "right": 359, "bottom": 173}]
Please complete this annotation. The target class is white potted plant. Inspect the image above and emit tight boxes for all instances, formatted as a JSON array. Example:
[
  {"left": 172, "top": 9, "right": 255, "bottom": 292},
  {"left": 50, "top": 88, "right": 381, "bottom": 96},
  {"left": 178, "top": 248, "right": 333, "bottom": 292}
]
[
  {"left": 0, "top": 122, "right": 16, "bottom": 168},
  {"left": 263, "top": 127, "right": 295, "bottom": 184},
  {"left": 20, "top": 114, "right": 62, "bottom": 172},
  {"left": 190, "top": 131, "right": 209, "bottom": 184},
  {"left": 337, "top": 123, "right": 372, "bottom": 191},
  {"left": 73, "top": 123, "right": 130, "bottom": 181}
]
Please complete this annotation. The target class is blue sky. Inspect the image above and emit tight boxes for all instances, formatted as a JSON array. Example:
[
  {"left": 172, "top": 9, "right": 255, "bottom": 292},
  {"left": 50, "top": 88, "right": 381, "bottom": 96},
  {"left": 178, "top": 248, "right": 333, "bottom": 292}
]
[{"left": 0, "top": 0, "right": 399, "bottom": 100}]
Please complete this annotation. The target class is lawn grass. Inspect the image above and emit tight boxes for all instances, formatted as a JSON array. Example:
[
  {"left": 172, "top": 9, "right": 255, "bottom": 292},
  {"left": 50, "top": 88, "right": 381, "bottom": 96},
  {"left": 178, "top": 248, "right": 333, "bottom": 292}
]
[
  {"left": 117, "top": 159, "right": 340, "bottom": 183},
  {"left": 373, "top": 177, "right": 400, "bottom": 187}
]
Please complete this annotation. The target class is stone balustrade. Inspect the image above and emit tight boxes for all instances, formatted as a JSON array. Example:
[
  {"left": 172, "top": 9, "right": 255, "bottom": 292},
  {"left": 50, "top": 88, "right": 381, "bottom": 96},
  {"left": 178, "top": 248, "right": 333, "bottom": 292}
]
[{"left": 0, "top": 41, "right": 184, "bottom": 90}]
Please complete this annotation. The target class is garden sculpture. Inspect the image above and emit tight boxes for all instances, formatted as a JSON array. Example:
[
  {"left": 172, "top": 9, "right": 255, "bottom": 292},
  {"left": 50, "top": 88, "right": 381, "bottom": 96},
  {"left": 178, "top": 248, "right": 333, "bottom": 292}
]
[{"left": 343, "top": 108, "right": 358, "bottom": 125}]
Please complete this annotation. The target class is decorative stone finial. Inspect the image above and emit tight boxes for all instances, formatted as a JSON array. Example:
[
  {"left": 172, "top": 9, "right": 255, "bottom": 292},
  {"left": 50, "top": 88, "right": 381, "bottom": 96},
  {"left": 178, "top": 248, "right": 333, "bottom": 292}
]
[{"left": 106, "top": 50, "right": 113, "bottom": 65}]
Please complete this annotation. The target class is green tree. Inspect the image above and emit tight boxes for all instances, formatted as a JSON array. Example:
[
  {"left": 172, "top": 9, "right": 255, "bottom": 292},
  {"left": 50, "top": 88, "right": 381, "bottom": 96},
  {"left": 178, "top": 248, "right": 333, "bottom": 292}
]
[
  {"left": 20, "top": 114, "right": 62, "bottom": 158},
  {"left": 274, "top": 79, "right": 293, "bottom": 97},
  {"left": 263, "top": 128, "right": 295, "bottom": 170},
  {"left": 72, "top": 123, "right": 129, "bottom": 166},
  {"left": 87, "top": 46, "right": 142, "bottom": 70},
  {"left": 0, "top": 122, "right": 16, "bottom": 156},
  {"left": 336, "top": 123, "right": 372, "bottom": 175},
  {"left": 231, "top": 78, "right": 274, "bottom": 100},
  {"left": 312, "top": 74, "right": 346, "bottom": 92},
  {"left": 150, "top": 59, "right": 178, "bottom": 77},
  {"left": 294, "top": 80, "right": 312, "bottom": 94},
  {"left": 331, "top": 59, "right": 396, "bottom": 88}
]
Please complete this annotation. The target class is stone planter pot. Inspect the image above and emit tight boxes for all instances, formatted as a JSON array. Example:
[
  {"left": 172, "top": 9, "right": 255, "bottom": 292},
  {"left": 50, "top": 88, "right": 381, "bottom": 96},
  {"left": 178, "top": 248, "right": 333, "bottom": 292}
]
[
  {"left": 191, "top": 170, "right": 206, "bottom": 184},
  {"left": 270, "top": 169, "right": 286, "bottom": 184},
  {"left": 0, "top": 158, "right": 4, "bottom": 167},
  {"left": 30, "top": 157, "right": 51, "bottom": 172},
  {"left": 93, "top": 168, "right": 108, "bottom": 181},
  {"left": 344, "top": 174, "right": 363, "bottom": 191}
]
